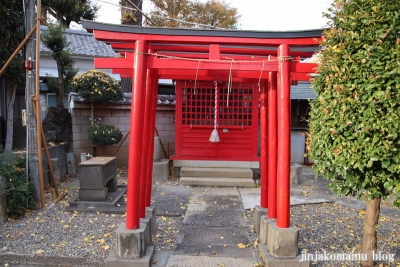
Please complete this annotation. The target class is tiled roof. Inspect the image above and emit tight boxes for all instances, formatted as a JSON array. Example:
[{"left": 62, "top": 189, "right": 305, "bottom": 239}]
[
  {"left": 40, "top": 26, "right": 118, "bottom": 58},
  {"left": 291, "top": 82, "right": 316, "bottom": 100}
]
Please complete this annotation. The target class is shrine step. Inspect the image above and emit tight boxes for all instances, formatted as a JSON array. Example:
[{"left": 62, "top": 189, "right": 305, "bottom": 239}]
[
  {"left": 179, "top": 177, "right": 255, "bottom": 188},
  {"left": 180, "top": 167, "right": 253, "bottom": 179}
]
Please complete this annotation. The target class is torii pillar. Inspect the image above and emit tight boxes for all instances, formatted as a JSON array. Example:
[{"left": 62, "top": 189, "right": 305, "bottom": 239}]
[{"left": 106, "top": 40, "right": 155, "bottom": 267}]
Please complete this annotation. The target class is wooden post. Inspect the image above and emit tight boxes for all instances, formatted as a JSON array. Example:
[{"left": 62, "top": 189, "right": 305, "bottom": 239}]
[
  {"left": 145, "top": 69, "right": 157, "bottom": 207},
  {"left": 268, "top": 72, "right": 278, "bottom": 219},
  {"left": 276, "top": 44, "right": 291, "bottom": 228},
  {"left": 126, "top": 40, "right": 148, "bottom": 230},
  {"left": 259, "top": 81, "right": 268, "bottom": 209},
  {"left": 139, "top": 68, "right": 154, "bottom": 218},
  {"left": 31, "top": 96, "right": 59, "bottom": 197}
]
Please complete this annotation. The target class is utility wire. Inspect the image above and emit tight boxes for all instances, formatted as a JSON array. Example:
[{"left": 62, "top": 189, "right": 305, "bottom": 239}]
[{"left": 94, "top": 0, "right": 226, "bottom": 30}]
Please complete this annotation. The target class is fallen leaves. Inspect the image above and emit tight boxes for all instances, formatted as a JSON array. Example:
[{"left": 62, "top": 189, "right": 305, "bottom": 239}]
[
  {"left": 35, "top": 249, "right": 45, "bottom": 255},
  {"left": 236, "top": 243, "right": 246, "bottom": 249}
]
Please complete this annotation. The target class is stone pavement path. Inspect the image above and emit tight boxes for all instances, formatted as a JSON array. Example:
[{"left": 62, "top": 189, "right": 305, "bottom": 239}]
[{"left": 164, "top": 187, "right": 259, "bottom": 267}]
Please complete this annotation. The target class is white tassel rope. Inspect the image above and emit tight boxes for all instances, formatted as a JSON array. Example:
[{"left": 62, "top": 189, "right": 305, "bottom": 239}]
[{"left": 209, "top": 81, "right": 220, "bottom": 142}]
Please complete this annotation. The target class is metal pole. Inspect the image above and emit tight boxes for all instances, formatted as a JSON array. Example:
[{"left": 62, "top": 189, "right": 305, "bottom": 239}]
[
  {"left": 126, "top": 40, "right": 148, "bottom": 230},
  {"left": 267, "top": 71, "right": 278, "bottom": 219},
  {"left": 35, "top": 0, "right": 45, "bottom": 208},
  {"left": 259, "top": 81, "right": 268, "bottom": 209},
  {"left": 276, "top": 44, "right": 291, "bottom": 228},
  {"left": 145, "top": 69, "right": 157, "bottom": 207}
]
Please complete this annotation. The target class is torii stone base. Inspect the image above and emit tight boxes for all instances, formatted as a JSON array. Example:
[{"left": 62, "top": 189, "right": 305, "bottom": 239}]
[
  {"left": 105, "top": 206, "right": 156, "bottom": 267},
  {"left": 258, "top": 217, "right": 310, "bottom": 267}
]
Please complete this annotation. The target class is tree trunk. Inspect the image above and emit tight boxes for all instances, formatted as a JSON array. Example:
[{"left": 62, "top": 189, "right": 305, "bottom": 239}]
[
  {"left": 361, "top": 197, "right": 381, "bottom": 267},
  {"left": 56, "top": 57, "right": 65, "bottom": 107},
  {"left": 120, "top": 0, "right": 142, "bottom": 93},
  {"left": 0, "top": 175, "right": 7, "bottom": 222},
  {"left": 4, "top": 80, "right": 17, "bottom": 152},
  {"left": 121, "top": 78, "right": 132, "bottom": 93}
]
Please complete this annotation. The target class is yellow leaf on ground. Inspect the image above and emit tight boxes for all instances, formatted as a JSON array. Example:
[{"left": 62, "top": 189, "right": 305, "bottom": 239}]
[
  {"left": 237, "top": 243, "right": 246, "bottom": 249},
  {"left": 359, "top": 210, "right": 365, "bottom": 216},
  {"left": 35, "top": 249, "right": 45, "bottom": 255},
  {"left": 217, "top": 263, "right": 225, "bottom": 266}
]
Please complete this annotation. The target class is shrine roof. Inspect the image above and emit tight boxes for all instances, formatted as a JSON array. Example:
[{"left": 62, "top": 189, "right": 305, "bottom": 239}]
[{"left": 81, "top": 20, "right": 323, "bottom": 40}]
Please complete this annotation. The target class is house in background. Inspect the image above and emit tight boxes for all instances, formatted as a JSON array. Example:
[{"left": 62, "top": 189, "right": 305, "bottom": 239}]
[{"left": 11, "top": 26, "right": 120, "bottom": 149}]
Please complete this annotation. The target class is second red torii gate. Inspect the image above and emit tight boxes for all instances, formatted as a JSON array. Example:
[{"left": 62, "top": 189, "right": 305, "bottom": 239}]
[{"left": 82, "top": 20, "right": 321, "bottom": 230}]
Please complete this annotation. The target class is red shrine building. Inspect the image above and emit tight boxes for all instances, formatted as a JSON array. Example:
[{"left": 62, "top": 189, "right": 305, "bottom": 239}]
[{"left": 82, "top": 20, "right": 322, "bottom": 229}]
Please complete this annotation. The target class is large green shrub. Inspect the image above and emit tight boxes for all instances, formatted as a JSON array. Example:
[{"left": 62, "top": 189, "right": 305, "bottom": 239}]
[
  {"left": 0, "top": 150, "right": 33, "bottom": 216},
  {"left": 72, "top": 70, "right": 123, "bottom": 103},
  {"left": 87, "top": 124, "right": 123, "bottom": 147}
]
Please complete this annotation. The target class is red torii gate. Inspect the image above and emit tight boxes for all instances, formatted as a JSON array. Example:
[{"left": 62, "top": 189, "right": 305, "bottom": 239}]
[{"left": 82, "top": 21, "right": 321, "bottom": 230}]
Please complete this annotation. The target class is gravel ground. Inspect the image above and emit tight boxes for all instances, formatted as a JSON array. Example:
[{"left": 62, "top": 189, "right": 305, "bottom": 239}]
[{"left": 0, "top": 170, "right": 399, "bottom": 267}]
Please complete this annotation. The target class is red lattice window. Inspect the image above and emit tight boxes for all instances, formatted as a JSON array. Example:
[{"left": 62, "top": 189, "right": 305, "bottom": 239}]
[{"left": 181, "top": 84, "right": 254, "bottom": 127}]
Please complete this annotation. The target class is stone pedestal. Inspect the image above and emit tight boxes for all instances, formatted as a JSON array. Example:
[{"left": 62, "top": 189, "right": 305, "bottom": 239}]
[
  {"left": 78, "top": 157, "right": 117, "bottom": 201},
  {"left": 260, "top": 216, "right": 273, "bottom": 244},
  {"left": 258, "top": 220, "right": 309, "bottom": 267},
  {"left": 290, "top": 163, "right": 302, "bottom": 186},
  {"left": 253, "top": 205, "right": 268, "bottom": 234},
  {"left": 146, "top": 205, "right": 156, "bottom": 239},
  {"left": 105, "top": 222, "right": 154, "bottom": 267},
  {"left": 152, "top": 137, "right": 169, "bottom": 182},
  {"left": 259, "top": 244, "right": 309, "bottom": 267},
  {"left": 267, "top": 221, "right": 299, "bottom": 257}
]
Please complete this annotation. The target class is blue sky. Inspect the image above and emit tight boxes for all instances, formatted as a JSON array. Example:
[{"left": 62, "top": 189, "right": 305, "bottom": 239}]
[{"left": 94, "top": 0, "right": 332, "bottom": 31}]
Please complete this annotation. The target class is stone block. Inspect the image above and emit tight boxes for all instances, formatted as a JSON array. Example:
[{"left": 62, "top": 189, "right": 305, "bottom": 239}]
[
  {"left": 107, "top": 179, "right": 118, "bottom": 192},
  {"left": 116, "top": 222, "right": 149, "bottom": 259},
  {"left": 154, "top": 137, "right": 161, "bottom": 161},
  {"left": 260, "top": 216, "right": 274, "bottom": 244},
  {"left": 253, "top": 205, "right": 268, "bottom": 234},
  {"left": 146, "top": 205, "right": 156, "bottom": 242},
  {"left": 50, "top": 158, "right": 60, "bottom": 186},
  {"left": 67, "top": 152, "right": 77, "bottom": 176},
  {"left": 259, "top": 243, "right": 309, "bottom": 267},
  {"left": 174, "top": 167, "right": 181, "bottom": 179},
  {"left": 267, "top": 221, "right": 299, "bottom": 257},
  {"left": 79, "top": 187, "right": 108, "bottom": 201},
  {"left": 105, "top": 245, "right": 155, "bottom": 267},
  {"left": 290, "top": 163, "right": 302, "bottom": 186},
  {"left": 152, "top": 159, "right": 170, "bottom": 182},
  {"left": 78, "top": 157, "right": 117, "bottom": 189},
  {"left": 140, "top": 217, "right": 151, "bottom": 248}
]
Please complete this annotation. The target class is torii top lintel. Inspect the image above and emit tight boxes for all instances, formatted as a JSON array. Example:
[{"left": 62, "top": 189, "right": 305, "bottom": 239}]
[{"left": 81, "top": 20, "right": 322, "bottom": 82}]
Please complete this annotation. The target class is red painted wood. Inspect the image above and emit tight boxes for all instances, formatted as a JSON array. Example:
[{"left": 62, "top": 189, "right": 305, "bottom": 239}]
[
  {"left": 140, "top": 67, "right": 154, "bottom": 218},
  {"left": 268, "top": 72, "right": 278, "bottom": 219},
  {"left": 260, "top": 81, "right": 268, "bottom": 209},
  {"left": 110, "top": 43, "right": 315, "bottom": 58},
  {"left": 95, "top": 57, "right": 316, "bottom": 73},
  {"left": 93, "top": 30, "right": 321, "bottom": 46},
  {"left": 145, "top": 69, "right": 158, "bottom": 208},
  {"left": 276, "top": 44, "right": 291, "bottom": 229},
  {"left": 209, "top": 44, "right": 221, "bottom": 60},
  {"left": 126, "top": 40, "right": 148, "bottom": 230}
]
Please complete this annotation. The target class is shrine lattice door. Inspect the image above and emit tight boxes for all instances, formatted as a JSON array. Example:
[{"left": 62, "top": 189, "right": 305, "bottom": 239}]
[{"left": 174, "top": 81, "right": 259, "bottom": 161}]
